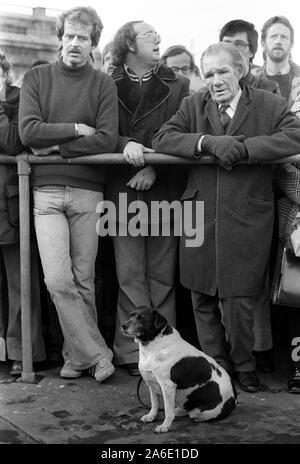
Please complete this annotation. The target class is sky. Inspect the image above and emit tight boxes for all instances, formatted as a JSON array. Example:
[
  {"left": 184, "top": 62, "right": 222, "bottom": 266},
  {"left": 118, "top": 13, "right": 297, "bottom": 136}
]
[{"left": 1, "top": 0, "right": 300, "bottom": 65}]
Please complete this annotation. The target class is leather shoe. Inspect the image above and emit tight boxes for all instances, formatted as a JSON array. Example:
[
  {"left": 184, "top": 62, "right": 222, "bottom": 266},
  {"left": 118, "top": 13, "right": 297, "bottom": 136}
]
[
  {"left": 253, "top": 350, "right": 274, "bottom": 373},
  {"left": 288, "top": 367, "right": 300, "bottom": 394},
  {"left": 124, "top": 363, "right": 140, "bottom": 376},
  {"left": 10, "top": 361, "right": 22, "bottom": 376},
  {"left": 236, "top": 371, "right": 260, "bottom": 392}
]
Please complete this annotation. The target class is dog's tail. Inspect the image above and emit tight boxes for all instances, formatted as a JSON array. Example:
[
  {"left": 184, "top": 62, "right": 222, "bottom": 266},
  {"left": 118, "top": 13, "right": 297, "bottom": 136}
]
[{"left": 189, "top": 396, "right": 236, "bottom": 422}]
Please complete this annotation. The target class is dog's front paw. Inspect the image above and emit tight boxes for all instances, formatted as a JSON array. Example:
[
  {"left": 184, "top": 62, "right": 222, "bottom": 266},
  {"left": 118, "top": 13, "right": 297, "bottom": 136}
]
[
  {"left": 155, "top": 423, "right": 170, "bottom": 433},
  {"left": 141, "top": 413, "right": 157, "bottom": 423}
]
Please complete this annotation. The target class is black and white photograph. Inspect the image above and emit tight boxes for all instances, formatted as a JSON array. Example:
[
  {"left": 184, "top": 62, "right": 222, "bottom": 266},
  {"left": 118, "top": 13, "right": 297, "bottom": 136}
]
[{"left": 0, "top": 0, "right": 300, "bottom": 451}]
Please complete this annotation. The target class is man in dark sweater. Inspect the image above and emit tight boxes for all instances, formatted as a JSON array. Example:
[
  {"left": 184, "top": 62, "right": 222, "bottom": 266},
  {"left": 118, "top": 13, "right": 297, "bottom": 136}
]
[{"left": 19, "top": 6, "right": 118, "bottom": 382}]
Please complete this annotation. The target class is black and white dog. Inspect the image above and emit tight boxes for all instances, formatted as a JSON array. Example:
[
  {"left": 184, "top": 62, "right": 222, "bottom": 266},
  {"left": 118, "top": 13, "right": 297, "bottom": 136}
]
[{"left": 122, "top": 308, "right": 236, "bottom": 433}]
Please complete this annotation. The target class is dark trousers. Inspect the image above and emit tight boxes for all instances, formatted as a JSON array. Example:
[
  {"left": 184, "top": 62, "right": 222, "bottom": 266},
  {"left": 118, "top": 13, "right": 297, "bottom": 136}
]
[
  {"left": 191, "top": 291, "right": 256, "bottom": 373},
  {"left": 0, "top": 243, "right": 46, "bottom": 362}
]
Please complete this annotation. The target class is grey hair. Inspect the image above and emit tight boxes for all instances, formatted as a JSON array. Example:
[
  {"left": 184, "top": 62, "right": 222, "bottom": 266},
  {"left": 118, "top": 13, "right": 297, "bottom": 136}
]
[{"left": 200, "top": 42, "right": 247, "bottom": 78}]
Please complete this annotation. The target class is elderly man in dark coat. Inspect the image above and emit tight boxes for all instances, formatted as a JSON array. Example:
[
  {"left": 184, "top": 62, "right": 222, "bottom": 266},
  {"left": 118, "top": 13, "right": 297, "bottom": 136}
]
[{"left": 153, "top": 42, "right": 300, "bottom": 392}]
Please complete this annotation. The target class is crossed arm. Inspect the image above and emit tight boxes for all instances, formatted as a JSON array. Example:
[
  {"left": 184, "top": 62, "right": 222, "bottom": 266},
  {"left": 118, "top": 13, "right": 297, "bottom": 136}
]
[
  {"left": 152, "top": 94, "right": 300, "bottom": 168},
  {"left": 19, "top": 70, "right": 118, "bottom": 157}
]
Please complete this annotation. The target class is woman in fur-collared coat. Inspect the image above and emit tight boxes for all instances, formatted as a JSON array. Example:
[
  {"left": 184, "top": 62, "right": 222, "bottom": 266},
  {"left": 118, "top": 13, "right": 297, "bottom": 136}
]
[{"left": 0, "top": 53, "right": 45, "bottom": 373}]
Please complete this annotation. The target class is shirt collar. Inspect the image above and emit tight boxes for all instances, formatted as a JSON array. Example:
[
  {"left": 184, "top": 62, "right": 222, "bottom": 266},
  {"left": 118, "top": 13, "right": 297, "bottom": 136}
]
[{"left": 218, "top": 86, "right": 242, "bottom": 112}]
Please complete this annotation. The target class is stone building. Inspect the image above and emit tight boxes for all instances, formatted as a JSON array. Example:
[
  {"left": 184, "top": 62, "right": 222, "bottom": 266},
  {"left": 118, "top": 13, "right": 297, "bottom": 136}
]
[{"left": 0, "top": 6, "right": 102, "bottom": 84}]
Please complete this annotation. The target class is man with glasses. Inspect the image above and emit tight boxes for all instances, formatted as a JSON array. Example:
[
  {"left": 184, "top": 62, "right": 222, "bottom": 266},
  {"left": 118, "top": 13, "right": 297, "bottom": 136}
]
[
  {"left": 220, "top": 19, "right": 280, "bottom": 94},
  {"left": 161, "top": 45, "right": 195, "bottom": 76},
  {"left": 106, "top": 21, "right": 189, "bottom": 376},
  {"left": 219, "top": 19, "right": 280, "bottom": 376},
  {"left": 161, "top": 45, "right": 204, "bottom": 93}
]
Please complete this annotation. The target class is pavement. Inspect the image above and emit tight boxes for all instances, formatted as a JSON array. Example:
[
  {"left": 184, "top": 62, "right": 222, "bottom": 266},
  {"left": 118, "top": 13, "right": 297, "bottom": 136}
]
[{"left": 1, "top": 349, "right": 300, "bottom": 446}]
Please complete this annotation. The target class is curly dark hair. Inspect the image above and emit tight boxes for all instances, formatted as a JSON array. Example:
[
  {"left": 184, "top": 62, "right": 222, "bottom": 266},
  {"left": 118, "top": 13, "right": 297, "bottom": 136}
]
[
  {"left": 112, "top": 21, "right": 143, "bottom": 66},
  {"left": 0, "top": 52, "right": 13, "bottom": 85},
  {"left": 56, "top": 6, "right": 103, "bottom": 47},
  {"left": 219, "top": 19, "right": 258, "bottom": 62},
  {"left": 261, "top": 16, "right": 294, "bottom": 45}
]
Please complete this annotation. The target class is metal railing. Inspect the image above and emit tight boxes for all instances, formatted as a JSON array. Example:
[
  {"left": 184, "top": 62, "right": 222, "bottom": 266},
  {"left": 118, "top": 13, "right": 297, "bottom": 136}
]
[{"left": 1, "top": 151, "right": 300, "bottom": 382}]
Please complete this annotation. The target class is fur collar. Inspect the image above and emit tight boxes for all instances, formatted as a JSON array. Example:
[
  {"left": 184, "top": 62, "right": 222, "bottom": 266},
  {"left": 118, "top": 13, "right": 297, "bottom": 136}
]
[{"left": 112, "top": 64, "right": 177, "bottom": 124}]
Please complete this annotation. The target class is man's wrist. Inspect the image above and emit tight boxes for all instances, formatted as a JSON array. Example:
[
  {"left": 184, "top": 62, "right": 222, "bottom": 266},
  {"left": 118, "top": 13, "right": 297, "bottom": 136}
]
[{"left": 194, "top": 135, "right": 206, "bottom": 158}]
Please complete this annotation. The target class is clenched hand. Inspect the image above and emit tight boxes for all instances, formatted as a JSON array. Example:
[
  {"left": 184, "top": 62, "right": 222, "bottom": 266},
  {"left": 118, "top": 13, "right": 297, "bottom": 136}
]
[{"left": 202, "top": 135, "right": 248, "bottom": 170}]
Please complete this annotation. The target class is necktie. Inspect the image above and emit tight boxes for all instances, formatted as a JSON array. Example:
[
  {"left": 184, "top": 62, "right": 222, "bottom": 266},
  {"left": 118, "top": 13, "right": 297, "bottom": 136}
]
[{"left": 219, "top": 104, "right": 231, "bottom": 132}]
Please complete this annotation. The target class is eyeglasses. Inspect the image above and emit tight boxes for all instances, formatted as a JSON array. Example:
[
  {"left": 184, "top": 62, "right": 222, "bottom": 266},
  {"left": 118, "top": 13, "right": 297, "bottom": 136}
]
[
  {"left": 136, "top": 32, "right": 161, "bottom": 42},
  {"left": 222, "top": 39, "right": 250, "bottom": 51},
  {"left": 170, "top": 66, "right": 192, "bottom": 75}
]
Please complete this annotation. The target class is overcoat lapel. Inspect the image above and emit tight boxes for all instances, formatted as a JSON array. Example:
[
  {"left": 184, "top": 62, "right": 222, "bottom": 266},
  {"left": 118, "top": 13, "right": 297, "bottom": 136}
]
[
  {"left": 204, "top": 100, "right": 225, "bottom": 135},
  {"left": 203, "top": 82, "right": 253, "bottom": 135},
  {"left": 227, "top": 83, "right": 252, "bottom": 135}
]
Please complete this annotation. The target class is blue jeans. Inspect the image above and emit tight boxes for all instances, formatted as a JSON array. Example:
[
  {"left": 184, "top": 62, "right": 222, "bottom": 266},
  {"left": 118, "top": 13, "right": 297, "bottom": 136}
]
[{"left": 33, "top": 186, "right": 112, "bottom": 369}]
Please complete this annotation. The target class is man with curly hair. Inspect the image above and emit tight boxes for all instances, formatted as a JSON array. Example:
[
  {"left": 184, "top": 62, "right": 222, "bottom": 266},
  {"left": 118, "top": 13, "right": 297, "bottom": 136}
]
[{"left": 106, "top": 21, "right": 189, "bottom": 376}]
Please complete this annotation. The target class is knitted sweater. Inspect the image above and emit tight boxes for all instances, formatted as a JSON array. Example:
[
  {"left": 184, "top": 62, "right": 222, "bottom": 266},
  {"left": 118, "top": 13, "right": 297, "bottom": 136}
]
[{"left": 19, "top": 58, "right": 118, "bottom": 191}]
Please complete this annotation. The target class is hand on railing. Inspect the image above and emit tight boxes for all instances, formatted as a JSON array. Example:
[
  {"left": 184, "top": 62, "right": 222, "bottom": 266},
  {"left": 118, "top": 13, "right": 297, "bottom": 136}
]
[{"left": 123, "top": 141, "right": 155, "bottom": 167}]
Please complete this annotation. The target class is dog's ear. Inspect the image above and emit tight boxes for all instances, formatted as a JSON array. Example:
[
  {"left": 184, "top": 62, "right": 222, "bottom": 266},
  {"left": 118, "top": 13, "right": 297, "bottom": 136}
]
[{"left": 153, "top": 311, "right": 167, "bottom": 330}]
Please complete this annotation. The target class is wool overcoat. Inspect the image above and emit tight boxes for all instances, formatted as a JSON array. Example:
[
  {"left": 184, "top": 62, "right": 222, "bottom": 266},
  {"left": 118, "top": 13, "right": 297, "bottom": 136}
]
[{"left": 153, "top": 83, "right": 300, "bottom": 297}]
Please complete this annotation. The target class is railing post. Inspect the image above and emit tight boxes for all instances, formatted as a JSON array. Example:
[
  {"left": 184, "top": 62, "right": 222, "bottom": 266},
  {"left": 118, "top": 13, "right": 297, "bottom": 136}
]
[{"left": 17, "top": 153, "right": 35, "bottom": 383}]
